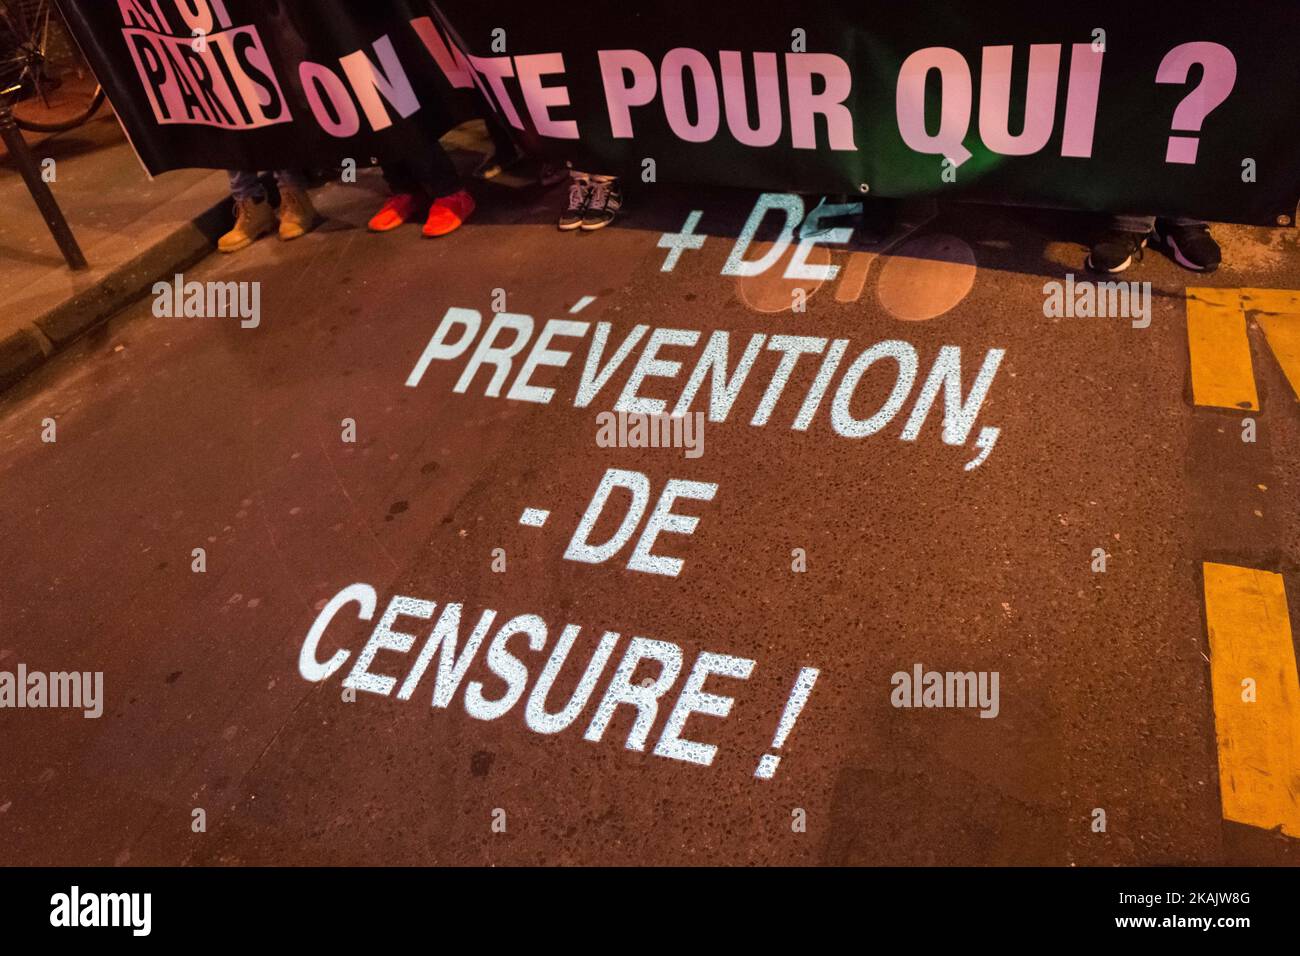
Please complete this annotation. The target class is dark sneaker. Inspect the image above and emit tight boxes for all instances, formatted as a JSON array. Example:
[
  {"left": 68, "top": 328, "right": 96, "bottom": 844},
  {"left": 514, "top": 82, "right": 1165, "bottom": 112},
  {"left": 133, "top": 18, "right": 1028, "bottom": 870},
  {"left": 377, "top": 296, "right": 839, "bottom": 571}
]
[
  {"left": 473, "top": 150, "right": 523, "bottom": 180},
  {"left": 1086, "top": 230, "right": 1148, "bottom": 274},
  {"left": 558, "top": 176, "right": 591, "bottom": 230},
  {"left": 473, "top": 155, "right": 504, "bottom": 180},
  {"left": 1154, "top": 219, "right": 1220, "bottom": 273},
  {"left": 581, "top": 178, "right": 623, "bottom": 230}
]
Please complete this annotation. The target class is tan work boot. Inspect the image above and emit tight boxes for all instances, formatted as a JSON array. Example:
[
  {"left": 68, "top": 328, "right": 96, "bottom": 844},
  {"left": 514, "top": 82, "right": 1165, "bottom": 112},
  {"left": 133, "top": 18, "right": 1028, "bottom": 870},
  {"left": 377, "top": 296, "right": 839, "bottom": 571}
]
[
  {"left": 218, "top": 197, "right": 276, "bottom": 253},
  {"left": 277, "top": 187, "right": 319, "bottom": 241}
]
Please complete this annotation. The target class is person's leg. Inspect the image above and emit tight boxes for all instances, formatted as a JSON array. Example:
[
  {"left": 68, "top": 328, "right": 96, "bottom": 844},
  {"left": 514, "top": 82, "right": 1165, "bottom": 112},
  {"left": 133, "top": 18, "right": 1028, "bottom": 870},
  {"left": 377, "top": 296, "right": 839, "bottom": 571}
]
[
  {"left": 415, "top": 143, "right": 463, "bottom": 199},
  {"left": 1087, "top": 213, "right": 1154, "bottom": 274},
  {"left": 369, "top": 160, "right": 430, "bottom": 232},
  {"left": 228, "top": 169, "right": 267, "bottom": 202},
  {"left": 219, "top": 169, "right": 276, "bottom": 253},
  {"left": 273, "top": 169, "right": 317, "bottom": 241},
  {"left": 1154, "top": 216, "right": 1220, "bottom": 272},
  {"left": 420, "top": 143, "right": 475, "bottom": 237},
  {"left": 381, "top": 160, "right": 423, "bottom": 196},
  {"left": 274, "top": 169, "right": 309, "bottom": 192},
  {"left": 487, "top": 117, "right": 517, "bottom": 159},
  {"left": 558, "top": 169, "right": 592, "bottom": 230},
  {"left": 1110, "top": 213, "right": 1156, "bottom": 234},
  {"left": 580, "top": 172, "right": 623, "bottom": 231},
  {"left": 474, "top": 110, "right": 520, "bottom": 179}
]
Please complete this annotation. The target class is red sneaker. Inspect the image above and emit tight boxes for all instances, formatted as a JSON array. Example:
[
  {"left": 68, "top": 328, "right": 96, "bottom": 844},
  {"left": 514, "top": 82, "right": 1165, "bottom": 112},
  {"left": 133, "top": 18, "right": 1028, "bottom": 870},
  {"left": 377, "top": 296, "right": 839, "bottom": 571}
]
[
  {"left": 368, "top": 192, "right": 429, "bottom": 232},
  {"left": 422, "top": 189, "right": 475, "bottom": 237}
]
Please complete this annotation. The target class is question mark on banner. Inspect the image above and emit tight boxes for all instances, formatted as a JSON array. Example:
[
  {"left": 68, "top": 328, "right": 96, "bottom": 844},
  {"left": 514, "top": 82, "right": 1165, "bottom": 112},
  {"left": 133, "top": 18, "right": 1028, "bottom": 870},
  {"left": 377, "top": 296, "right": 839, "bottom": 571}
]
[{"left": 1155, "top": 42, "right": 1237, "bottom": 165}]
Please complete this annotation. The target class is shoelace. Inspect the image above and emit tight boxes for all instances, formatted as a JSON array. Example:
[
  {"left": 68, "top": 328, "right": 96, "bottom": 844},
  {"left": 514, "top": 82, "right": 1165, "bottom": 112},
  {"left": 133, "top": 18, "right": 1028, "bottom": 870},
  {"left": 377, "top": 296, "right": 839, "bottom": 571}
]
[
  {"left": 567, "top": 181, "right": 589, "bottom": 210},
  {"left": 588, "top": 180, "right": 610, "bottom": 209}
]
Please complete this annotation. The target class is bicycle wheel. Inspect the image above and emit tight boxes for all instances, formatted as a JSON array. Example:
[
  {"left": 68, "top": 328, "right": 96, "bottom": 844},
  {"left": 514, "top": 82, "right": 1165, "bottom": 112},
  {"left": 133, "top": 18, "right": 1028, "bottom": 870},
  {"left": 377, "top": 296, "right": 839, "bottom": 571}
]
[
  {"left": 1, "top": 0, "right": 106, "bottom": 133},
  {"left": 13, "top": 82, "right": 104, "bottom": 132}
]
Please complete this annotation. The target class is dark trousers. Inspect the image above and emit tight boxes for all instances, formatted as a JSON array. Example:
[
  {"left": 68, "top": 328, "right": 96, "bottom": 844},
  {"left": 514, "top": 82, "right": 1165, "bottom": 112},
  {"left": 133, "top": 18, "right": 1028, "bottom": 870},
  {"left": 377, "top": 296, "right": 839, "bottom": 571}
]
[
  {"left": 482, "top": 107, "right": 517, "bottom": 160},
  {"left": 1111, "top": 214, "right": 1204, "bottom": 233},
  {"left": 382, "top": 143, "right": 460, "bottom": 197}
]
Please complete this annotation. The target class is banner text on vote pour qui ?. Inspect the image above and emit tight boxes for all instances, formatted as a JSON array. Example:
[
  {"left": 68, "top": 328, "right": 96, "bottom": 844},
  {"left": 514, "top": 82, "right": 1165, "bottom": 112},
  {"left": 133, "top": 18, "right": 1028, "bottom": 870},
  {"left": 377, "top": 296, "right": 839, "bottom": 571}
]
[{"left": 78, "top": 2, "right": 1298, "bottom": 222}]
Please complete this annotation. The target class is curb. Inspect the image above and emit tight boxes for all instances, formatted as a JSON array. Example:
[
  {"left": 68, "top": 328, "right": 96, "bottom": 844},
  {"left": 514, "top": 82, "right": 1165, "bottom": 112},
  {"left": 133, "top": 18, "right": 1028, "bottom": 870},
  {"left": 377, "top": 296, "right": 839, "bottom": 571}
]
[{"left": 0, "top": 198, "right": 232, "bottom": 394}]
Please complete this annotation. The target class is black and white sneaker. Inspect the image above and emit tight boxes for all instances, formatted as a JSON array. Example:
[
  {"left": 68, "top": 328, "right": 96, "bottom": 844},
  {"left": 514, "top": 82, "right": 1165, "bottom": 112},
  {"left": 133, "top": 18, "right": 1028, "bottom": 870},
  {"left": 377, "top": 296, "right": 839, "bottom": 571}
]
[
  {"left": 558, "top": 176, "right": 591, "bottom": 231},
  {"left": 580, "top": 178, "right": 623, "bottom": 231},
  {"left": 1086, "top": 230, "right": 1149, "bottom": 274},
  {"left": 1153, "top": 219, "right": 1221, "bottom": 273}
]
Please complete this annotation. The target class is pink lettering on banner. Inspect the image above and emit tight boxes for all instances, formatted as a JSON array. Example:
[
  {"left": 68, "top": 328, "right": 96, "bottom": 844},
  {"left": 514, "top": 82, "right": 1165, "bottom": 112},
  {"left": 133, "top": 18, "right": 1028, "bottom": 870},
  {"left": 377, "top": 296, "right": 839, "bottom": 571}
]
[{"left": 121, "top": 21, "right": 291, "bottom": 129}]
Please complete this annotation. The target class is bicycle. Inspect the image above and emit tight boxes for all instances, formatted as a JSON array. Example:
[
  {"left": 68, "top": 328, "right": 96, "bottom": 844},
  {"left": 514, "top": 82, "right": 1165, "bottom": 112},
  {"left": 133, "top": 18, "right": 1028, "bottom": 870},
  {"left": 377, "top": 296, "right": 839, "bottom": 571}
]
[{"left": 0, "top": 0, "right": 104, "bottom": 133}]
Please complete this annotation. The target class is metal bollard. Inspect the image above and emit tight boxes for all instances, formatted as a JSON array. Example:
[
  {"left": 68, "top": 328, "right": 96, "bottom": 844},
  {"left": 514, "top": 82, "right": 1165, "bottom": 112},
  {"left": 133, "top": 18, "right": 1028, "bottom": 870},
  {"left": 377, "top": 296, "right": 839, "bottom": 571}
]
[{"left": 0, "top": 84, "right": 88, "bottom": 271}]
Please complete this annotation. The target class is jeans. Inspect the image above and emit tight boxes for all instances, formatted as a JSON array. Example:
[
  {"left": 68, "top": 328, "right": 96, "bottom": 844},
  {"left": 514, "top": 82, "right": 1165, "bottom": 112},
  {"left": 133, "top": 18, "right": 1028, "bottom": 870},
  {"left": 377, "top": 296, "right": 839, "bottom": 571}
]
[
  {"left": 1111, "top": 214, "right": 1204, "bottom": 234},
  {"left": 228, "top": 169, "right": 308, "bottom": 202}
]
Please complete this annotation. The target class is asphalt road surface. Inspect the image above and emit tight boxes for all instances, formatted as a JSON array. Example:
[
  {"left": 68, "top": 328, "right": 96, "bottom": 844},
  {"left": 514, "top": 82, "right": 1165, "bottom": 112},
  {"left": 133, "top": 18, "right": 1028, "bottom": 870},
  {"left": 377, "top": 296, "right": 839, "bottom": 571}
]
[{"left": 2, "top": 150, "right": 1298, "bottom": 866}]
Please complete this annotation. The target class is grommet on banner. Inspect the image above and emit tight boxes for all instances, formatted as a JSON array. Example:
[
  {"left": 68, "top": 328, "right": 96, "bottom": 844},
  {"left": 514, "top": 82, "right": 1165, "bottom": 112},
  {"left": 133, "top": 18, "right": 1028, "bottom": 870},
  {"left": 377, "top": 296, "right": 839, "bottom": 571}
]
[
  {"left": 859, "top": 183, "right": 870, "bottom": 193},
  {"left": 1278, "top": 215, "right": 1293, "bottom": 226}
]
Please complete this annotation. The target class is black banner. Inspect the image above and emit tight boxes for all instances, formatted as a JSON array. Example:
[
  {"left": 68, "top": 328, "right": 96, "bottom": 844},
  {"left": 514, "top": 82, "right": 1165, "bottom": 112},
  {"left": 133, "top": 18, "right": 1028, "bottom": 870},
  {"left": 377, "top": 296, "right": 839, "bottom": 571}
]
[{"left": 57, "top": 1, "right": 1300, "bottom": 225}]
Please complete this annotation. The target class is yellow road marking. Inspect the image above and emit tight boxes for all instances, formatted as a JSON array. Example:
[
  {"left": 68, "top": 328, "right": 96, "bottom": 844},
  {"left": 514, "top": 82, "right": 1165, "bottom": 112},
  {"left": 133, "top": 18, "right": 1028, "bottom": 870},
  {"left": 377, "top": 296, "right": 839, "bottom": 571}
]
[
  {"left": 1186, "top": 287, "right": 1300, "bottom": 409},
  {"left": 1240, "top": 289, "right": 1300, "bottom": 315},
  {"left": 1201, "top": 562, "right": 1300, "bottom": 838},
  {"left": 1256, "top": 314, "right": 1300, "bottom": 402},
  {"left": 1186, "top": 289, "right": 1258, "bottom": 410}
]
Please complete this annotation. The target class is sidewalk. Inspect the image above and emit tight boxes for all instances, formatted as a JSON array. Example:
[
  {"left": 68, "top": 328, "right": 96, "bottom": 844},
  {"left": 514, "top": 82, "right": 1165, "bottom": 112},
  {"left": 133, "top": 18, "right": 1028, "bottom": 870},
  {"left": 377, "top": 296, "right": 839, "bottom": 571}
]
[
  {"left": 0, "top": 113, "right": 528, "bottom": 394},
  {"left": 0, "top": 108, "right": 231, "bottom": 390}
]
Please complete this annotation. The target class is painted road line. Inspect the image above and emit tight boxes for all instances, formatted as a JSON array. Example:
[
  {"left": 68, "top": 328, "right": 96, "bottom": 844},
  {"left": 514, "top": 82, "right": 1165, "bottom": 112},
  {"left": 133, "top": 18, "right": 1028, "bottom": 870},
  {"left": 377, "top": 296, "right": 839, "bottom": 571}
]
[
  {"left": 1201, "top": 562, "right": 1300, "bottom": 838},
  {"left": 1186, "top": 288, "right": 1257, "bottom": 410},
  {"left": 1243, "top": 288, "right": 1300, "bottom": 403},
  {"left": 1186, "top": 287, "right": 1300, "bottom": 409},
  {"left": 519, "top": 507, "right": 550, "bottom": 527},
  {"left": 1240, "top": 289, "right": 1300, "bottom": 314},
  {"left": 833, "top": 250, "right": 876, "bottom": 303},
  {"left": 1255, "top": 314, "right": 1300, "bottom": 403}
]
